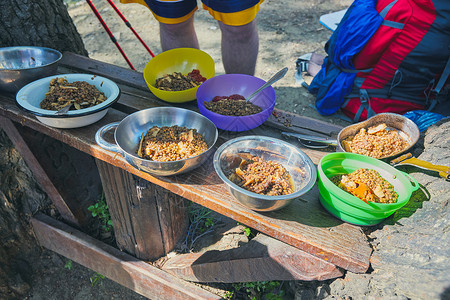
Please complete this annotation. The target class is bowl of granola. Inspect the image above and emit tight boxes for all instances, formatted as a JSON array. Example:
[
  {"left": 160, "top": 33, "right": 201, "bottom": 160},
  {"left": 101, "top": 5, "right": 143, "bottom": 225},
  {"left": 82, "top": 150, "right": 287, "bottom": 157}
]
[
  {"left": 196, "top": 74, "right": 276, "bottom": 132},
  {"left": 337, "top": 113, "right": 420, "bottom": 160},
  {"left": 213, "top": 136, "right": 316, "bottom": 211},
  {"left": 143, "top": 48, "right": 215, "bottom": 103},
  {"left": 95, "top": 107, "right": 218, "bottom": 176},
  {"left": 15, "top": 73, "right": 120, "bottom": 128},
  {"left": 318, "top": 152, "right": 419, "bottom": 225}
]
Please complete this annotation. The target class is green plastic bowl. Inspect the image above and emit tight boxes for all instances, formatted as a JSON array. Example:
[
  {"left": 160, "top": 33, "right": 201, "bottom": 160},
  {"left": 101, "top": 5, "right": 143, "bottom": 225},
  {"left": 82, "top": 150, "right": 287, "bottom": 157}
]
[{"left": 318, "top": 152, "right": 419, "bottom": 226}]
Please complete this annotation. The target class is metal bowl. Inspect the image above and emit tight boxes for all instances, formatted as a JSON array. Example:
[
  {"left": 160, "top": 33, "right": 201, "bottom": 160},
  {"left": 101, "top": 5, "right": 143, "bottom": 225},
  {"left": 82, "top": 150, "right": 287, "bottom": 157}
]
[
  {"left": 95, "top": 107, "right": 218, "bottom": 176},
  {"left": 213, "top": 136, "right": 317, "bottom": 211},
  {"left": 0, "top": 46, "right": 62, "bottom": 93},
  {"left": 337, "top": 113, "right": 420, "bottom": 160}
]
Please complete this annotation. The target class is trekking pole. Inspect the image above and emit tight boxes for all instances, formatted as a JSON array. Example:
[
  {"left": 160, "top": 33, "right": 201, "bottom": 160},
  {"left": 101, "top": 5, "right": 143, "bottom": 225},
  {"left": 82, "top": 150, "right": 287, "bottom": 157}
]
[
  {"left": 85, "top": 0, "right": 136, "bottom": 70},
  {"left": 106, "top": 0, "right": 155, "bottom": 58}
]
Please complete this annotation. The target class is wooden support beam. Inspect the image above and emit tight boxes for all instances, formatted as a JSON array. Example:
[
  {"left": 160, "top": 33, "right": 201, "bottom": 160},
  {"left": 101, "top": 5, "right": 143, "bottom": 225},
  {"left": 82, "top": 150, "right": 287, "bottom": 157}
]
[
  {"left": 0, "top": 117, "right": 80, "bottom": 227},
  {"left": 95, "top": 159, "right": 189, "bottom": 260},
  {"left": 31, "top": 213, "right": 220, "bottom": 300},
  {"left": 162, "top": 234, "right": 344, "bottom": 282}
]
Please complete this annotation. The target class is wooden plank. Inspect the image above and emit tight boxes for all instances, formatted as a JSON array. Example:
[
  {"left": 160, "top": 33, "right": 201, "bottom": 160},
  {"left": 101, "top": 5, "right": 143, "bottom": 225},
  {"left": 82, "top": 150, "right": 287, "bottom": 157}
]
[
  {"left": 0, "top": 117, "right": 80, "bottom": 227},
  {"left": 0, "top": 87, "right": 370, "bottom": 274},
  {"left": 152, "top": 178, "right": 190, "bottom": 254},
  {"left": 96, "top": 160, "right": 189, "bottom": 260},
  {"left": 0, "top": 55, "right": 371, "bottom": 273},
  {"left": 267, "top": 109, "right": 343, "bottom": 137},
  {"left": 31, "top": 213, "right": 220, "bottom": 300},
  {"left": 162, "top": 233, "right": 344, "bottom": 282},
  {"left": 59, "top": 52, "right": 148, "bottom": 90}
]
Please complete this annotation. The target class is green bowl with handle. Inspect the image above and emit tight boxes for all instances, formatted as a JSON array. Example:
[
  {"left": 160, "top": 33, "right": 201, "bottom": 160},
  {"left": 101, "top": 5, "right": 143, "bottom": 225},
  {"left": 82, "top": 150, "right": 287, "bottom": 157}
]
[{"left": 318, "top": 152, "right": 419, "bottom": 226}]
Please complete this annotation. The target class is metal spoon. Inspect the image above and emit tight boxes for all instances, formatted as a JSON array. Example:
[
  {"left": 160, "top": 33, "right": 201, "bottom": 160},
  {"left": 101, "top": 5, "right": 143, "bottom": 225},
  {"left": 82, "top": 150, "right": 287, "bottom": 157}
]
[
  {"left": 55, "top": 102, "right": 73, "bottom": 115},
  {"left": 246, "top": 67, "right": 288, "bottom": 103}
]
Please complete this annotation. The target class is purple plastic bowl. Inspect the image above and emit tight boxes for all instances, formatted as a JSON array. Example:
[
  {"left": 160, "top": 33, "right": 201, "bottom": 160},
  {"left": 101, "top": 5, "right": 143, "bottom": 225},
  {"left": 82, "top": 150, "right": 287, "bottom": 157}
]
[{"left": 196, "top": 74, "right": 276, "bottom": 132}]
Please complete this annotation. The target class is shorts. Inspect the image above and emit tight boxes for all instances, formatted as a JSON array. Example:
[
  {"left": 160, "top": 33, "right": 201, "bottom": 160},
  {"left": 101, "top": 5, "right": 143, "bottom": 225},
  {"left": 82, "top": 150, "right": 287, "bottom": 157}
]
[{"left": 119, "top": 0, "right": 264, "bottom": 26}]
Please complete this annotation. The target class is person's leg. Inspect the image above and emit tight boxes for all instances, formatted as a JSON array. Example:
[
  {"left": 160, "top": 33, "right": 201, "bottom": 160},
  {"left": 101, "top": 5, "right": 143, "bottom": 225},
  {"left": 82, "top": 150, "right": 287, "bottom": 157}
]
[
  {"left": 159, "top": 14, "right": 199, "bottom": 51},
  {"left": 122, "top": 0, "right": 199, "bottom": 51},
  {"left": 218, "top": 20, "right": 259, "bottom": 75}
]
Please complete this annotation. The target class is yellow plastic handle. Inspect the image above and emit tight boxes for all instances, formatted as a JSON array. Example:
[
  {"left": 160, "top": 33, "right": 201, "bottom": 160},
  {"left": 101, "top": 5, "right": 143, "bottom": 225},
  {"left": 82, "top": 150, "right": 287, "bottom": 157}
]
[{"left": 394, "top": 157, "right": 450, "bottom": 180}]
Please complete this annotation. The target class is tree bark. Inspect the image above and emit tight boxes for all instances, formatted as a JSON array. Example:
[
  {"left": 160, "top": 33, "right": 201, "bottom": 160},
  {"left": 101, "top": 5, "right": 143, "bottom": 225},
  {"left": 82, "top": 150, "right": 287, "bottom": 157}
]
[
  {"left": 0, "top": 0, "right": 88, "bottom": 56},
  {"left": 0, "top": 1, "right": 88, "bottom": 298}
]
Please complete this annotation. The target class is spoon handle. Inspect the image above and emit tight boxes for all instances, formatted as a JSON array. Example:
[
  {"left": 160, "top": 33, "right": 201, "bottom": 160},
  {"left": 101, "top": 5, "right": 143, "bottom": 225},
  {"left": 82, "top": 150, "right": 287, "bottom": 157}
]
[
  {"left": 55, "top": 102, "right": 73, "bottom": 115},
  {"left": 246, "top": 67, "right": 288, "bottom": 103}
]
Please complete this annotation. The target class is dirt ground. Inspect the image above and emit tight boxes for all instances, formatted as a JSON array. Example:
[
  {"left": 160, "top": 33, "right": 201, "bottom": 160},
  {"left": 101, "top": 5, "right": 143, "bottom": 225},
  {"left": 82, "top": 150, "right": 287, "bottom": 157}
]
[{"left": 26, "top": 0, "right": 356, "bottom": 299}]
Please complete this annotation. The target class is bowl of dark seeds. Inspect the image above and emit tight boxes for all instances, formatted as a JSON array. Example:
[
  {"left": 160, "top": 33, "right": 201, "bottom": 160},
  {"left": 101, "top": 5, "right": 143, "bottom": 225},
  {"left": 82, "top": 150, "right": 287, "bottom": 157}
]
[{"left": 196, "top": 74, "right": 276, "bottom": 132}]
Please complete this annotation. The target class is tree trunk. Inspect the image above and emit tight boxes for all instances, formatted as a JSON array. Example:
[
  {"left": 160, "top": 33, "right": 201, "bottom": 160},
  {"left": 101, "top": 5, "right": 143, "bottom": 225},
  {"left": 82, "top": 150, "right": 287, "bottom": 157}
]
[
  {"left": 0, "top": 1, "right": 88, "bottom": 298},
  {"left": 0, "top": 0, "right": 88, "bottom": 56}
]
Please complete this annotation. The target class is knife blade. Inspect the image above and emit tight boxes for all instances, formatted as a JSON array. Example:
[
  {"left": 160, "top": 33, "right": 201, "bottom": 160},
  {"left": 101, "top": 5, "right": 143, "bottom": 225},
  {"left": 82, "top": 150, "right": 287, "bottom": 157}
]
[{"left": 282, "top": 132, "right": 338, "bottom": 146}]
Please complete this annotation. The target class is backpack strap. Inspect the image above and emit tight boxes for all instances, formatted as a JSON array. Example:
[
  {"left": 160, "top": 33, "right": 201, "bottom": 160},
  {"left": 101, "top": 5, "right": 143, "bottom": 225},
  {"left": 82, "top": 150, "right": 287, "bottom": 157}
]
[
  {"left": 353, "top": 89, "right": 376, "bottom": 122},
  {"left": 432, "top": 56, "right": 450, "bottom": 95},
  {"left": 379, "top": 0, "right": 404, "bottom": 29},
  {"left": 427, "top": 56, "right": 450, "bottom": 111}
]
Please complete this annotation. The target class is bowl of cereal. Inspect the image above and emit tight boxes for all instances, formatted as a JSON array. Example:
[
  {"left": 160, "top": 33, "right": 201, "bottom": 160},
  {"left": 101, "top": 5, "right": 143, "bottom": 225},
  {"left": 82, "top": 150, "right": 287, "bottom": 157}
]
[
  {"left": 318, "top": 152, "right": 419, "bottom": 226},
  {"left": 15, "top": 73, "right": 120, "bottom": 128},
  {"left": 143, "top": 48, "right": 215, "bottom": 103},
  {"left": 95, "top": 107, "right": 218, "bottom": 176},
  {"left": 337, "top": 113, "right": 420, "bottom": 160},
  {"left": 213, "top": 136, "right": 316, "bottom": 211},
  {"left": 196, "top": 74, "right": 277, "bottom": 132}
]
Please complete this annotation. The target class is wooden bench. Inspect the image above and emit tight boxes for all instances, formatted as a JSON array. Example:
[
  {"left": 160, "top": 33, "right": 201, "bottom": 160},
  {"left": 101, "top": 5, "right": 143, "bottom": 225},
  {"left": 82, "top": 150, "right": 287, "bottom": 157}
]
[{"left": 0, "top": 52, "right": 372, "bottom": 299}]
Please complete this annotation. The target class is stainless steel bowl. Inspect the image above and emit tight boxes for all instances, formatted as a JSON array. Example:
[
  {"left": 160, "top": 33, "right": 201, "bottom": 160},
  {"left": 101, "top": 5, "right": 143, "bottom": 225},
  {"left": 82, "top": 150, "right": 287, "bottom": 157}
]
[
  {"left": 214, "top": 136, "right": 317, "bottom": 211},
  {"left": 96, "top": 107, "right": 218, "bottom": 176},
  {"left": 0, "top": 46, "right": 62, "bottom": 93},
  {"left": 337, "top": 113, "right": 420, "bottom": 160}
]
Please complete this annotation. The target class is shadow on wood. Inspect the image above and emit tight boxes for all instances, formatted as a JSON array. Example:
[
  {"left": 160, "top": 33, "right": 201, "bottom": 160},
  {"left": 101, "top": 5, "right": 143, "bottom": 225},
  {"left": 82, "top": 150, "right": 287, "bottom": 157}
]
[{"left": 162, "top": 233, "right": 344, "bottom": 283}]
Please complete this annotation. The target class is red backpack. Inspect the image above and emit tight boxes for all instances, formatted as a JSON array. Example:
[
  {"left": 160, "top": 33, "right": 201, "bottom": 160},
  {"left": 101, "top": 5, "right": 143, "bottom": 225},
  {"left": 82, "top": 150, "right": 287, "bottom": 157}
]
[{"left": 316, "top": 0, "right": 450, "bottom": 122}]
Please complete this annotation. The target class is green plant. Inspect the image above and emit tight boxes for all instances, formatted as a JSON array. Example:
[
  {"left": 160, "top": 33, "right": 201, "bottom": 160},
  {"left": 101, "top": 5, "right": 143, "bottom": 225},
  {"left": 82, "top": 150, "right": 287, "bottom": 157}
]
[
  {"left": 223, "top": 290, "right": 234, "bottom": 299},
  {"left": 90, "top": 272, "right": 105, "bottom": 287},
  {"left": 203, "top": 215, "right": 215, "bottom": 230},
  {"left": 238, "top": 223, "right": 255, "bottom": 238},
  {"left": 64, "top": 259, "right": 73, "bottom": 270},
  {"left": 88, "top": 192, "right": 113, "bottom": 232},
  {"left": 231, "top": 281, "right": 285, "bottom": 300},
  {"left": 189, "top": 204, "right": 215, "bottom": 232},
  {"left": 182, "top": 203, "right": 218, "bottom": 252},
  {"left": 242, "top": 226, "right": 252, "bottom": 237}
]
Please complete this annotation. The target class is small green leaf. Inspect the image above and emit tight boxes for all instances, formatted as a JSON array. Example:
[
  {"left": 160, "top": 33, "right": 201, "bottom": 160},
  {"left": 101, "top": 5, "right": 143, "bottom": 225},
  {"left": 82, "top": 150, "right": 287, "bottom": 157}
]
[{"left": 64, "top": 259, "right": 72, "bottom": 270}]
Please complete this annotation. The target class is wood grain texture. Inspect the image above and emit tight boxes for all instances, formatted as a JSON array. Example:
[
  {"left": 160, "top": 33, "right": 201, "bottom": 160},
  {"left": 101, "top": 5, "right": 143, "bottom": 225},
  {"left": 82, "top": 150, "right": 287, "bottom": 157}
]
[
  {"left": 31, "top": 213, "right": 220, "bottom": 300},
  {"left": 96, "top": 160, "right": 188, "bottom": 260},
  {"left": 162, "top": 233, "right": 344, "bottom": 282}
]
